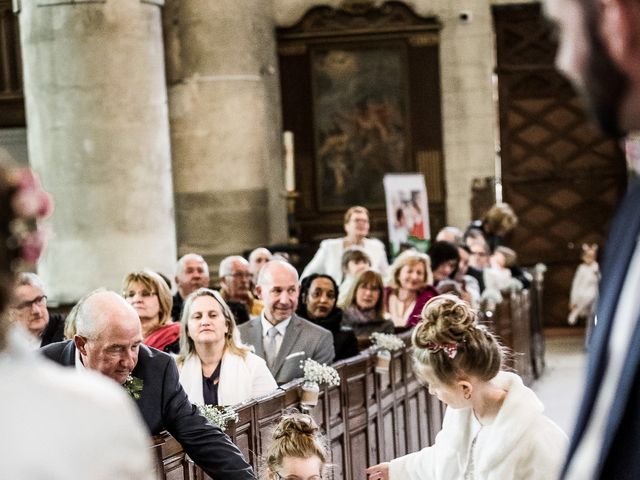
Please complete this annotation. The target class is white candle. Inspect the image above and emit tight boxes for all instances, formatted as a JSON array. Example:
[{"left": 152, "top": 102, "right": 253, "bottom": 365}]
[{"left": 283, "top": 131, "right": 295, "bottom": 192}]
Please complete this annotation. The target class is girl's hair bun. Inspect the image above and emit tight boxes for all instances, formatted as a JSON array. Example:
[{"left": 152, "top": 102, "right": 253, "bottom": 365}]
[
  {"left": 273, "top": 412, "right": 319, "bottom": 440},
  {"left": 413, "top": 294, "right": 476, "bottom": 349}
]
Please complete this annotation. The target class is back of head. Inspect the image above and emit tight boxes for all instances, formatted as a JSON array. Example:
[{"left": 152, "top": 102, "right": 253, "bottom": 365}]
[
  {"left": 265, "top": 412, "right": 328, "bottom": 477},
  {"left": 412, "top": 294, "right": 503, "bottom": 385},
  {"left": 483, "top": 202, "right": 518, "bottom": 236}
]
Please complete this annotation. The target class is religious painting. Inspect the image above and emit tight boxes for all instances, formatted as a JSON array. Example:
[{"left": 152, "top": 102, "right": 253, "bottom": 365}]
[{"left": 311, "top": 46, "right": 410, "bottom": 210}]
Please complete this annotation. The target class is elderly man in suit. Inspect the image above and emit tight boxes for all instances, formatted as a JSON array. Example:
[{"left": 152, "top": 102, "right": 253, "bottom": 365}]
[
  {"left": 546, "top": 1, "right": 640, "bottom": 478},
  {"left": 42, "top": 290, "right": 256, "bottom": 480},
  {"left": 172, "top": 253, "right": 210, "bottom": 322},
  {"left": 239, "top": 260, "right": 334, "bottom": 384}
]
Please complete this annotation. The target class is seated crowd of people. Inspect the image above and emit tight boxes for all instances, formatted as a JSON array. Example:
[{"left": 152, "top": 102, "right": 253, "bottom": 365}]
[{"left": 3, "top": 168, "right": 557, "bottom": 479}]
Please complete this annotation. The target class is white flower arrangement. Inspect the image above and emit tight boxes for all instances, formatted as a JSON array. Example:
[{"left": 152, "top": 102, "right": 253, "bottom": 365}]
[
  {"left": 370, "top": 332, "right": 404, "bottom": 352},
  {"left": 481, "top": 287, "right": 503, "bottom": 305},
  {"left": 300, "top": 358, "right": 341, "bottom": 387},
  {"left": 197, "top": 404, "right": 239, "bottom": 432},
  {"left": 508, "top": 277, "right": 524, "bottom": 292}
]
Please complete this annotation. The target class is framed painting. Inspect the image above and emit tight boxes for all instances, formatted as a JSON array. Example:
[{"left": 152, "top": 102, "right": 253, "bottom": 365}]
[
  {"left": 311, "top": 45, "right": 410, "bottom": 210},
  {"left": 278, "top": 1, "right": 445, "bottom": 249}
]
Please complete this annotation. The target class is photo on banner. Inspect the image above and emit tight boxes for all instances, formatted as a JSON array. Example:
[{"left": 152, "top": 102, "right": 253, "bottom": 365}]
[{"left": 383, "top": 174, "right": 430, "bottom": 257}]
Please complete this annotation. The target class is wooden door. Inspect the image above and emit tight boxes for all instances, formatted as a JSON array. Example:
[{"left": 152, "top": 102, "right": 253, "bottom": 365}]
[
  {"left": 492, "top": 3, "right": 627, "bottom": 327},
  {"left": 0, "top": 0, "right": 24, "bottom": 127}
]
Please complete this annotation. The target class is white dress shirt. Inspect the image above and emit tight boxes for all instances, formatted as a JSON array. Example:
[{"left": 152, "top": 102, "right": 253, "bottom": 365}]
[{"left": 261, "top": 313, "right": 291, "bottom": 359}]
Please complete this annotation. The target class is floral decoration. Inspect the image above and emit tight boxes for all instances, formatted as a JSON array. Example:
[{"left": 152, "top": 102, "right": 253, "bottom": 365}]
[
  {"left": 370, "top": 332, "right": 404, "bottom": 353},
  {"left": 198, "top": 404, "right": 239, "bottom": 431},
  {"left": 300, "top": 358, "right": 340, "bottom": 387},
  {"left": 123, "top": 375, "right": 144, "bottom": 401}
]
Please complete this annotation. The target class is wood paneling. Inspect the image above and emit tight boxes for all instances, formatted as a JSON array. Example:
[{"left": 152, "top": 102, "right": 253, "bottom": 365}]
[{"left": 492, "top": 3, "right": 627, "bottom": 327}]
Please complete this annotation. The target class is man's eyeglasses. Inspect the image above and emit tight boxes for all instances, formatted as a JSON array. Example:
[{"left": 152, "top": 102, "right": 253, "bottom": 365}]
[
  {"left": 124, "top": 290, "right": 157, "bottom": 299},
  {"left": 14, "top": 295, "right": 47, "bottom": 310},
  {"left": 273, "top": 473, "right": 322, "bottom": 480}
]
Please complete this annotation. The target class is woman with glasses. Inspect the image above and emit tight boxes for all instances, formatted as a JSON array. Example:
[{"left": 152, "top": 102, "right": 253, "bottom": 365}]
[
  {"left": 341, "top": 269, "right": 394, "bottom": 338},
  {"left": 177, "top": 288, "right": 277, "bottom": 406},
  {"left": 264, "top": 412, "right": 328, "bottom": 480},
  {"left": 122, "top": 269, "right": 180, "bottom": 353}
]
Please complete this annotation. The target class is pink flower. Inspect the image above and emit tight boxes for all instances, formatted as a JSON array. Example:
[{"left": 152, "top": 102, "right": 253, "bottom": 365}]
[{"left": 11, "top": 169, "right": 53, "bottom": 219}]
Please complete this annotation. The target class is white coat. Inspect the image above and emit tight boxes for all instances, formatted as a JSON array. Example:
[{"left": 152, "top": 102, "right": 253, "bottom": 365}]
[{"left": 390, "top": 372, "right": 568, "bottom": 480}]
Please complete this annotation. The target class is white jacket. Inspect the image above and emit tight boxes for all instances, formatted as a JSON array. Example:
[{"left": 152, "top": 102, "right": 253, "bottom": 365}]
[
  {"left": 301, "top": 237, "right": 389, "bottom": 284},
  {"left": 390, "top": 372, "right": 567, "bottom": 480},
  {"left": 178, "top": 349, "right": 278, "bottom": 406}
]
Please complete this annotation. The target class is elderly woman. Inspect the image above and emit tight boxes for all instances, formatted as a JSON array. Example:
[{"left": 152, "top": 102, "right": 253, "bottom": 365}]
[
  {"left": 297, "top": 273, "right": 359, "bottom": 361},
  {"left": 341, "top": 269, "right": 394, "bottom": 338},
  {"left": 122, "top": 269, "right": 180, "bottom": 353},
  {"left": 384, "top": 250, "right": 439, "bottom": 330},
  {"left": 177, "top": 288, "right": 277, "bottom": 406}
]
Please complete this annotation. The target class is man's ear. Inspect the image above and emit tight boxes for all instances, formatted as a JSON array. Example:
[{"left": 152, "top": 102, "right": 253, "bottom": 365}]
[
  {"left": 255, "top": 284, "right": 263, "bottom": 298},
  {"left": 74, "top": 335, "right": 88, "bottom": 356}
]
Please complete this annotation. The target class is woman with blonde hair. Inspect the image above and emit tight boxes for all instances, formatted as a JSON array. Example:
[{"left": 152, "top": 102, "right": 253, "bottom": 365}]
[
  {"left": 384, "top": 250, "right": 438, "bottom": 329},
  {"left": 177, "top": 288, "right": 277, "bottom": 406},
  {"left": 122, "top": 269, "right": 179, "bottom": 353},
  {"left": 367, "top": 294, "right": 566, "bottom": 479},
  {"left": 264, "top": 411, "right": 329, "bottom": 480}
]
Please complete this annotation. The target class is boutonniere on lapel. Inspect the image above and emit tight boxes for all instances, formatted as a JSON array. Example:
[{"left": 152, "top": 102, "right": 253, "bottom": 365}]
[{"left": 123, "top": 375, "right": 144, "bottom": 400}]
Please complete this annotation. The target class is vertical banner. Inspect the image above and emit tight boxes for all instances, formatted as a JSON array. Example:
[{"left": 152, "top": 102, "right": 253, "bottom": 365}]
[{"left": 383, "top": 173, "right": 430, "bottom": 257}]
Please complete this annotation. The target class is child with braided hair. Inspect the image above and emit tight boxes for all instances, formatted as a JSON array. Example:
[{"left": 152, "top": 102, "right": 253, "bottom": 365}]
[
  {"left": 264, "top": 411, "right": 329, "bottom": 480},
  {"left": 367, "top": 294, "right": 567, "bottom": 480}
]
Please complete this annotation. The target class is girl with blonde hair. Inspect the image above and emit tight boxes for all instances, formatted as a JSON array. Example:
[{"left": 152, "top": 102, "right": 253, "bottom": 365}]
[
  {"left": 264, "top": 412, "right": 329, "bottom": 480},
  {"left": 367, "top": 294, "right": 567, "bottom": 479}
]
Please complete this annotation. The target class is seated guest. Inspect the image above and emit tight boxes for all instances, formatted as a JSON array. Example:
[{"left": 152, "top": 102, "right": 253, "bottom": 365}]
[
  {"left": 123, "top": 269, "right": 180, "bottom": 353},
  {"left": 264, "top": 412, "right": 329, "bottom": 480},
  {"left": 435, "top": 226, "right": 464, "bottom": 245},
  {"left": 453, "top": 245, "right": 481, "bottom": 307},
  {"left": 341, "top": 269, "right": 394, "bottom": 337},
  {"left": 428, "top": 241, "right": 460, "bottom": 288},
  {"left": 239, "top": 261, "right": 334, "bottom": 384},
  {"left": 1, "top": 166, "right": 154, "bottom": 478},
  {"left": 384, "top": 250, "right": 438, "bottom": 330},
  {"left": 465, "top": 229, "right": 492, "bottom": 271},
  {"left": 42, "top": 290, "right": 256, "bottom": 479},
  {"left": 219, "top": 255, "right": 264, "bottom": 316},
  {"left": 172, "top": 253, "right": 210, "bottom": 322},
  {"left": 367, "top": 295, "right": 567, "bottom": 479},
  {"left": 248, "top": 247, "right": 272, "bottom": 284},
  {"left": 297, "top": 274, "right": 358, "bottom": 361},
  {"left": 9, "top": 272, "right": 64, "bottom": 348},
  {"left": 302, "top": 205, "right": 388, "bottom": 284},
  {"left": 337, "top": 247, "right": 371, "bottom": 307},
  {"left": 177, "top": 288, "right": 277, "bottom": 406}
]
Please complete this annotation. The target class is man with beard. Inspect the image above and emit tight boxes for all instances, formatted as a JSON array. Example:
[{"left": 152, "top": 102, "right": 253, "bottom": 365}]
[{"left": 546, "top": 1, "right": 640, "bottom": 478}]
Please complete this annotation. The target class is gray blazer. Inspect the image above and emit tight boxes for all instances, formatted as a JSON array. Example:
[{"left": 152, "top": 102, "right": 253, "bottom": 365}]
[{"left": 239, "top": 314, "right": 335, "bottom": 384}]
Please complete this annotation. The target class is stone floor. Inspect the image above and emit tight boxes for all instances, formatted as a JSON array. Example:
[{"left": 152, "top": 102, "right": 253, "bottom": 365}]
[{"left": 531, "top": 330, "right": 587, "bottom": 435}]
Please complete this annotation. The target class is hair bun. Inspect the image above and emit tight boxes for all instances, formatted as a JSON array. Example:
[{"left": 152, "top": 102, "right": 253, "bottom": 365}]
[
  {"left": 273, "top": 413, "right": 319, "bottom": 440},
  {"left": 413, "top": 294, "right": 476, "bottom": 348}
]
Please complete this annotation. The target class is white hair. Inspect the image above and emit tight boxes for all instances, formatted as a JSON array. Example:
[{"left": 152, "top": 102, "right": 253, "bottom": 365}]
[
  {"left": 218, "top": 255, "right": 249, "bottom": 278},
  {"left": 175, "top": 253, "right": 209, "bottom": 277},
  {"left": 15, "top": 272, "right": 46, "bottom": 293}
]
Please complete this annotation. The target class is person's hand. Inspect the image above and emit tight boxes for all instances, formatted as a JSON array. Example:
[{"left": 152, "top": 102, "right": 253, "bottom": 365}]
[{"left": 366, "top": 462, "right": 390, "bottom": 480}]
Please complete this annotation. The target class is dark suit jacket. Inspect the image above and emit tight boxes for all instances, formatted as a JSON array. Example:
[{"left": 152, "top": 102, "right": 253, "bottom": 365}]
[
  {"left": 41, "top": 341, "right": 255, "bottom": 480},
  {"left": 40, "top": 312, "right": 65, "bottom": 347},
  {"left": 562, "top": 179, "right": 640, "bottom": 479},
  {"left": 238, "top": 314, "right": 335, "bottom": 384}
]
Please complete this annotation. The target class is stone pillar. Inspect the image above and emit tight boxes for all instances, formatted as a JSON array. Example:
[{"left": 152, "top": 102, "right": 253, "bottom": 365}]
[
  {"left": 18, "top": 0, "right": 177, "bottom": 303},
  {"left": 163, "top": 0, "right": 287, "bottom": 271}
]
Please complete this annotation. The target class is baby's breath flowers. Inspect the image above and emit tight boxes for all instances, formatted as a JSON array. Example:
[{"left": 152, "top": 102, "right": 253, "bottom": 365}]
[
  {"left": 300, "top": 358, "right": 341, "bottom": 387},
  {"left": 370, "top": 332, "right": 404, "bottom": 353},
  {"left": 197, "top": 404, "right": 239, "bottom": 432}
]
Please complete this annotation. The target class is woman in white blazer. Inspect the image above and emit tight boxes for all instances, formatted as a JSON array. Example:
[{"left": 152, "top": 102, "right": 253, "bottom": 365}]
[
  {"left": 301, "top": 205, "right": 389, "bottom": 284},
  {"left": 176, "top": 288, "right": 277, "bottom": 406}
]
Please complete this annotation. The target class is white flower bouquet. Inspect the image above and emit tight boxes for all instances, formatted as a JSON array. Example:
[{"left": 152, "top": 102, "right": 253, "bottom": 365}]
[
  {"left": 370, "top": 332, "right": 404, "bottom": 353},
  {"left": 300, "top": 358, "right": 341, "bottom": 387},
  {"left": 197, "top": 404, "right": 239, "bottom": 432}
]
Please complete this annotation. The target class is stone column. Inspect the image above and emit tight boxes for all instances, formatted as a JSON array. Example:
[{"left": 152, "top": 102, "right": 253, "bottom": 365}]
[
  {"left": 18, "top": 0, "right": 177, "bottom": 303},
  {"left": 163, "top": 0, "right": 287, "bottom": 271}
]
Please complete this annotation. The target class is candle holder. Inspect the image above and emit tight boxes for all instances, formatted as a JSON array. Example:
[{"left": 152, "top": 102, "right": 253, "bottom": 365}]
[{"left": 281, "top": 190, "right": 300, "bottom": 244}]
